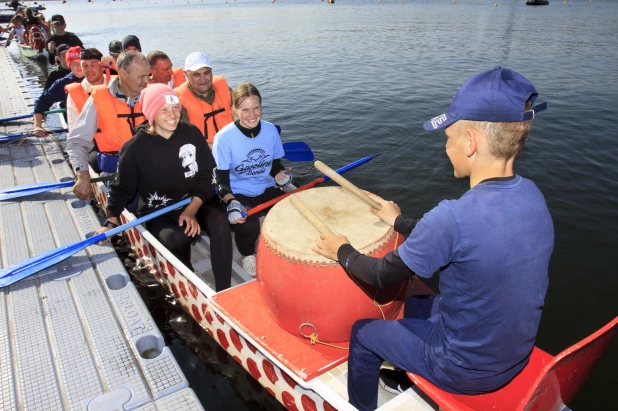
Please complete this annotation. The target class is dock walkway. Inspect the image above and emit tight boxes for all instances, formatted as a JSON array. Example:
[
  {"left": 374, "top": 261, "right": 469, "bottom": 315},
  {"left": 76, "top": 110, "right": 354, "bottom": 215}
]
[{"left": 0, "top": 47, "right": 203, "bottom": 410}]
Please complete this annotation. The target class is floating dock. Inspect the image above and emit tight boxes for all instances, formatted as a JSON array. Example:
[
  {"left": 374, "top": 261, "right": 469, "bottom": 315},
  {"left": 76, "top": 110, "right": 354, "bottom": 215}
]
[{"left": 0, "top": 47, "right": 203, "bottom": 410}]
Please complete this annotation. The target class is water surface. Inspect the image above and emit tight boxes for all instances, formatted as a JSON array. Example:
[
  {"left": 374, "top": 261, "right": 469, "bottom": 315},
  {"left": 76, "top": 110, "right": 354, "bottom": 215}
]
[{"left": 9, "top": 0, "right": 617, "bottom": 408}]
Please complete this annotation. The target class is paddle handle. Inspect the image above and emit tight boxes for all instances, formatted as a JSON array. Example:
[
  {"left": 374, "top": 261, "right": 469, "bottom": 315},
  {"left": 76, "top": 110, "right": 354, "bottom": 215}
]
[
  {"left": 44, "top": 108, "right": 66, "bottom": 115},
  {"left": 105, "top": 197, "right": 192, "bottom": 238},
  {"left": 290, "top": 195, "right": 334, "bottom": 236},
  {"left": 314, "top": 160, "right": 381, "bottom": 210},
  {"left": 91, "top": 175, "right": 115, "bottom": 184}
]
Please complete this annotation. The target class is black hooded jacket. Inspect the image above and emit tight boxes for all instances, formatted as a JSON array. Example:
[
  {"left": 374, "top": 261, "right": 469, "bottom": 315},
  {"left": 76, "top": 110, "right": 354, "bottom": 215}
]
[{"left": 106, "top": 121, "right": 216, "bottom": 219}]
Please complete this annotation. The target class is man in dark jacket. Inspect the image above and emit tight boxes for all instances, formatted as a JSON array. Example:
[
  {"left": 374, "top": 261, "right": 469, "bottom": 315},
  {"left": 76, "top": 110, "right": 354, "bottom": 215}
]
[
  {"left": 32, "top": 46, "right": 84, "bottom": 137},
  {"left": 45, "top": 15, "right": 83, "bottom": 65}
]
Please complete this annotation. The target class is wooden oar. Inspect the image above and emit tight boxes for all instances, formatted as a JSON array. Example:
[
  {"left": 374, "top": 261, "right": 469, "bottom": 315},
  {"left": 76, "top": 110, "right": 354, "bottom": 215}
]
[
  {"left": 0, "top": 198, "right": 192, "bottom": 288},
  {"left": 0, "top": 128, "right": 67, "bottom": 142},
  {"left": 247, "top": 154, "right": 380, "bottom": 216},
  {"left": 0, "top": 108, "right": 66, "bottom": 124},
  {"left": 290, "top": 194, "right": 334, "bottom": 235},
  {"left": 314, "top": 160, "right": 382, "bottom": 210},
  {"left": 0, "top": 175, "right": 115, "bottom": 201}
]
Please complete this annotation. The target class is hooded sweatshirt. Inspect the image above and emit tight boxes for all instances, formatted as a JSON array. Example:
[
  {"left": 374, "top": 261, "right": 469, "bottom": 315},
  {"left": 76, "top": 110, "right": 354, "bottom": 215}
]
[{"left": 106, "top": 121, "right": 216, "bottom": 219}]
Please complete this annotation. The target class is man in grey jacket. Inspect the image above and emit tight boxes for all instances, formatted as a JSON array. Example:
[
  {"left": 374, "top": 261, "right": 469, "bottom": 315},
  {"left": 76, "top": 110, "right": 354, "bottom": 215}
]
[{"left": 65, "top": 51, "right": 151, "bottom": 200}]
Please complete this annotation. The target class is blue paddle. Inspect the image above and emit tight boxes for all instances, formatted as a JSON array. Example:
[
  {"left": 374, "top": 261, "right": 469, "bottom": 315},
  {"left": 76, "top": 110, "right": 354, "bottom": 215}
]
[
  {"left": 0, "top": 108, "right": 66, "bottom": 124},
  {"left": 0, "top": 175, "right": 115, "bottom": 201},
  {"left": 247, "top": 153, "right": 380, "bottom": 216},
  {"left": 1, "top": 142, "right": 312, "bottom": 201},
  {"left": 276, "top": 124, "right": 313, "bottom": 162},
  {"left": 0, "top": 128, "right": 68, "bottom": 142},
  {"left": 282, "top": 141, "right": 314, "bottom": 162},
  {"left": 0, "top": 198, "right": 192, "bottom": 288}
]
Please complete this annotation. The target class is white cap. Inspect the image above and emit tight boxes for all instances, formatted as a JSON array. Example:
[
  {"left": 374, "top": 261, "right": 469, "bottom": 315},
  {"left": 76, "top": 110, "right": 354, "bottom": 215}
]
[{"left": 184, "top": 52, "right": 212, "bottom": 71}]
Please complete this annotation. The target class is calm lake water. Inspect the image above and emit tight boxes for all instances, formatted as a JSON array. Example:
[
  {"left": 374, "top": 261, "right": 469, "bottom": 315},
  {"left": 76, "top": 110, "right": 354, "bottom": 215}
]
[{"left": 8, "top": 0, "right": 618, "bottom": 408}]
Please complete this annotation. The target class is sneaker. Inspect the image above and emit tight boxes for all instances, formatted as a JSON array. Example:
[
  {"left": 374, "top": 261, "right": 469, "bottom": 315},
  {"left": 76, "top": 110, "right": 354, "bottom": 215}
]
[
  {"left": 241, "top": 255, "right": 256, "bottom": 277},
  {"left": 378, "top": 369, "right": 412, "bottom": 395}
]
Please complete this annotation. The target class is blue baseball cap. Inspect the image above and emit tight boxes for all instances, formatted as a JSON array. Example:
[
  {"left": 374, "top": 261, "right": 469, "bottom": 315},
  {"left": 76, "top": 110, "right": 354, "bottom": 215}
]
[{"left": 424, "top": 66, "right": 547, "bottom": 131}]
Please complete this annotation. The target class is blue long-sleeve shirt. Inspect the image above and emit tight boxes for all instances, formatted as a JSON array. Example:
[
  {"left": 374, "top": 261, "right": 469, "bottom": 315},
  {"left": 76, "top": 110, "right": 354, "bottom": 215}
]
[{"left": 34, "top": 72, "right": 83, "bottom": 115}]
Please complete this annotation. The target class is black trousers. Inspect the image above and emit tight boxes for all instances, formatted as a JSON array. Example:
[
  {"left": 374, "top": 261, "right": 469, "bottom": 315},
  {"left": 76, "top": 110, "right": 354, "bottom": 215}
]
[
  {"left": 145, "top": 197, "right": 233, "bottom": 291},
  {"left": 232, "top": 187, "right": 283, "bottom": 256}
]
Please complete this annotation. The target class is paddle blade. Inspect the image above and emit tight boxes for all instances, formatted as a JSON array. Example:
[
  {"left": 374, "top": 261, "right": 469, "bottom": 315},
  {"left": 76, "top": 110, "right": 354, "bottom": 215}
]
[
  {"left": 0, "top": 234, "right": 105, "bottom": 288},
  {"left": 282, "top": 141, "right": 314, "bottom": 162},
  {"left": 0, "top": 181, "right": 73, "bottom": 201}
]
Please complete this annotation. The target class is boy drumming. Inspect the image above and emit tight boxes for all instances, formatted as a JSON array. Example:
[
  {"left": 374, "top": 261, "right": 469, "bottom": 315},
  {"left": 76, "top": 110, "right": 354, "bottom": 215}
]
[{"left": 313, "top": 67, "right": 554, "bottom": 411}]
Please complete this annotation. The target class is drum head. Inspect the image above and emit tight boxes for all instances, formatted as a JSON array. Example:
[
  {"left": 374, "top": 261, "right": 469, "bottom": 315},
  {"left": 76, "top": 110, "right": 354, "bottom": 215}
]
[{"left": 262, "top": 186, "right": 394, "bottom": 264}]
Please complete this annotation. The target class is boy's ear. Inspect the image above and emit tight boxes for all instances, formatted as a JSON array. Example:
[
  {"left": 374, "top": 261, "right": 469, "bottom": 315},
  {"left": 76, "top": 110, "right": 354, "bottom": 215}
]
[{"left": 464, "top": 127, "right": 478, "bottom": 158}]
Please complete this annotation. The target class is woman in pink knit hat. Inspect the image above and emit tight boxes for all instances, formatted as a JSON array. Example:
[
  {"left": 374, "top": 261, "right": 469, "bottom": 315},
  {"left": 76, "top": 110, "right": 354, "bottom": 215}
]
[{"left": 95, "top": 84, "right": 233, "bottom": 291}]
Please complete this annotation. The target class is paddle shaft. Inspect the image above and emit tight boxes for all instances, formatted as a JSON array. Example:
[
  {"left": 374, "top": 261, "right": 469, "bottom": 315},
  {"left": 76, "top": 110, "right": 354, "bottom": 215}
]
[
  {"left": 0, "top": 108, "right": 66, "bottom": 123},
  {"left": 0, "top": 175, "right": 115, "bottom": 201},
  {"left": 104, "top": 198, "right": 191, "bottom": 238},
  {"left": 0, "top": 128, "right": 67, "bottom": 142},
  {"left": 290, "top": 195, "right": 334, "bottom": 236},
  {"left": 247, "top": 154, "right": 379, "bottom": 216},
  {"left": 314, "top": 160, "right": 382, "bottom": 210},
  {"left": 0, "top": 198, "right": 192, "bottom": 287}
]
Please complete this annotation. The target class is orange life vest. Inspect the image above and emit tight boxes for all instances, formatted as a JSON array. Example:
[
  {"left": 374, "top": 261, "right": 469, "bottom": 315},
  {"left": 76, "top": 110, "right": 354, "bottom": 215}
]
[
  {"left": 65, "top": 78, "right": 116, "bottom": 113},
  {"left": 65, "top": 82, "right": 106, "bottom": 144},
  {"left": 174, "top": 76, "right": 233, "bottom": 142},
  {"left": 171, "top": 67, "right": 185, "bottom": 88},
  {"left": 90, "top": 85, "right": 145, "bottom": 153},
  {"left": 65, "top": 82, "right": 89, "bottom": 113},
  {"left": 147, "top": 67, "right": 186, "bottom": 88}
]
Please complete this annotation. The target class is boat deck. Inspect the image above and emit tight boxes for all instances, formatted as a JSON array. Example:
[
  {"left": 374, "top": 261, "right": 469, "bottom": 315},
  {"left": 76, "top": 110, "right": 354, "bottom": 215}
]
[{"left": 0, "top": 47, "right": 203, "bottom": 410}]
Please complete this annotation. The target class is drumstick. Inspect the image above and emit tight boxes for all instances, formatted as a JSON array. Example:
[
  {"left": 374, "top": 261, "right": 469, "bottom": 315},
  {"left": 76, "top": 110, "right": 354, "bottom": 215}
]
[
  {"left": 290, "top": 194, "right": 334, "bottom": 236},
  {"left": 314, "top": 160, "right": 382, "bottom": 210}
]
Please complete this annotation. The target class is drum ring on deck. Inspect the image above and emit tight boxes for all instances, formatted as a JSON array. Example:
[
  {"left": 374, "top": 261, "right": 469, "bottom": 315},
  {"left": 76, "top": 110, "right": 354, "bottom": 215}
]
[{"left": 299, "top": 322, "right": 317, "bottom": 338}]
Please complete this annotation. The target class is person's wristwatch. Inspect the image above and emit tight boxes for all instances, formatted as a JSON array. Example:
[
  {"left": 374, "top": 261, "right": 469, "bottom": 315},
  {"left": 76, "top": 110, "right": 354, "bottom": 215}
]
[{"left": 103, "top": 219, "right": 118, "bottom": 229}]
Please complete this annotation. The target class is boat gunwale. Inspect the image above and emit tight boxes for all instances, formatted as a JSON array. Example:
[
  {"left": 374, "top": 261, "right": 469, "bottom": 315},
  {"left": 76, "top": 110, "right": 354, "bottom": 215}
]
[{"left": 89, "top": 177, "right": 360, "bottom": 410}]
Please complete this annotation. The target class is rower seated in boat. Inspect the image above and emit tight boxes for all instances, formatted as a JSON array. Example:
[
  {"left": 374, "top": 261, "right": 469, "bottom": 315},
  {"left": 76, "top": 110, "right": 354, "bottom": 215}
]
[
  {"left": 313, "top": 67, "right": 553, "bottom": 411},
  {"left": 100, "top": 35, "right": 141, "bottom": 81},
  {"left": 32, "top": 46, "right": 84, "bottom": 136},
  {"left": 104, "top": 40, "right": 122, "bottom": 76},
  {"left": 46, "top": 14, "right": 84, "bottom": 65},
  {"left": 21, "top": 7, "right": 46, "bottom": 50},
  {"left": 43, "top": 44, "right": 71, "bottom": 90},
  {"left": 95, "top": 85, "right": 233, "bottom": 292},
  {"left": 3, "top": 15, "right": 24, "bottom": 47},
  {"left": 147, "top": 50, "right": 185, "bottom": 88},
  {"left": 33, "top": 47, "right": 108, "bottom": 138},
  {"left": 66, "top": 51, "right": 150, "bottom": 199},
  {"left": 212, "top": 83, "right": 293, "bottom": 276},
  {"left": 174, "top": 52, "right": 234, "bottom": 149}
]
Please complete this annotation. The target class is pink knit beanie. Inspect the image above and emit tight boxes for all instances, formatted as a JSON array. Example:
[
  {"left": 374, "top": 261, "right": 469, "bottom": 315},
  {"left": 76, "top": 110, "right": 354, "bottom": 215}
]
[{"left": 139, "top": 84, "right": 182, "bottom": 125}]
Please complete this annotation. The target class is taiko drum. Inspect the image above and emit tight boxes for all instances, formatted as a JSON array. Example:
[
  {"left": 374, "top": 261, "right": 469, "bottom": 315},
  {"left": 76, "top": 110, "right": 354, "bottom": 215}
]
[{"left": 256, "top": 186, "right": 407, "bottom": 343}]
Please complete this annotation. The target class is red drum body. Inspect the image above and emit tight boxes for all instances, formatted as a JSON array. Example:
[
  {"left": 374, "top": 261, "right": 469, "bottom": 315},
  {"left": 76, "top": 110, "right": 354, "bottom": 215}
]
[{"left": 256, "top": 187, "right": 406, "bottom": 343}]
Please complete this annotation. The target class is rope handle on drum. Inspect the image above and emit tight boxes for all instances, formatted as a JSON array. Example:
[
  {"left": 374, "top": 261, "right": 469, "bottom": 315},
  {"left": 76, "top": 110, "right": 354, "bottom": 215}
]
[
  {"left": 298, "top": 233, "right": 411, "bottom": 350},
  {"left": 299, "top": 323, "right": 349, "bottom": 350}
]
